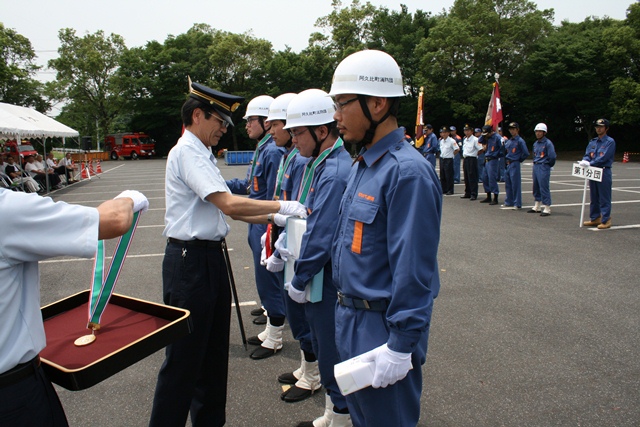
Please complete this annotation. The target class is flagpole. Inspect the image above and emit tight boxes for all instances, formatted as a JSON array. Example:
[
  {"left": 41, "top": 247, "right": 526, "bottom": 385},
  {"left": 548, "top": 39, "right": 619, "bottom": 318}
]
[{"left": 415, "top": 86, "right": 424, "bottom": 148}]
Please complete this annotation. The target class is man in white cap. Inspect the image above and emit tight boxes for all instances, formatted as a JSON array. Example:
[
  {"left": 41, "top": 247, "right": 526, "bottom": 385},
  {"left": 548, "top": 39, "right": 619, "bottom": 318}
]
[{"left": 528, "top": 123, "right": 556, "bottom": 216}]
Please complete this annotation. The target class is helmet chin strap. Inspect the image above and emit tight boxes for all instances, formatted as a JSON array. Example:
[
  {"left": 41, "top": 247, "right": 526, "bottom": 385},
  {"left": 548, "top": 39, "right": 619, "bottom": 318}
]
[
  {"left": 309, "top": 127, "right": 325, "bottom": 158},
  {"left": 357, "top": 95, "right": 392, "bottom": 149}
]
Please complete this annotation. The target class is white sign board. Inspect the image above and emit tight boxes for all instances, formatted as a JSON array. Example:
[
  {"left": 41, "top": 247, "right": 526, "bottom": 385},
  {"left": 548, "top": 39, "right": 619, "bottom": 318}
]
[{"left": 572, "top": 163, "right": 603, "bottom": 182}]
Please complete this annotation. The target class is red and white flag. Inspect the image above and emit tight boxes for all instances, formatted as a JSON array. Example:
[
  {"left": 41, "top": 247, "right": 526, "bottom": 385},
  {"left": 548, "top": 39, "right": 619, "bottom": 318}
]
[{"left": 484, "top": 82, "right": 503, "bottom": 131}]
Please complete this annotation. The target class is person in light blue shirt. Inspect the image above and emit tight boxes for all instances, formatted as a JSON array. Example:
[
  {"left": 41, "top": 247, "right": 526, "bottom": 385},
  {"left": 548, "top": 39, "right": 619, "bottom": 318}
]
[
  {"left": 581, "top": 118, "right": 616, "bottom": 229},
  {"left": 528, "top": 122, "right": 556, "bottom": 217},
  {"left": 328, "top": 50, "right": 442, "bottom": 427},
  {"left": 0, "top": 189, "right": 146, "bottom": 427},
  {"left": 152, "top": 82, "right": 306, "bottom": 427},
  {"left": 503, "top": 122, "right": 529, "bottom": 209}
]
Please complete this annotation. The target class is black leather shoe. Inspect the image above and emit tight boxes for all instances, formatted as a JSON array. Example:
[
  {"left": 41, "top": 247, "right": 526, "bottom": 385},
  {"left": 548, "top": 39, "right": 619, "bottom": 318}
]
[
  {"left": 470, "top": 196, "right": 477, "bottom": 200},
  {"left": 250, "top": 307, "right": 265, "bottom": 316},
  {"left": 278, "top": 371, "right": 298, "bottom": 384},
  {"left": 250, "top": 345, "right": 281, "bottom": 360},
  {"left": 253, "top": 314, "right": 267, "bottom": 325},
  {"left": 460, "top": 195, "right": 471, "bottom": 199},
  {"left": 296, "top": 422, "right": 315, "bottom": 427},
  {"left": 247, "top": 335, "right": 263, "bottom": 346},
  {"left": 281, "top": 384, "right": 316, "bottom": 402}
]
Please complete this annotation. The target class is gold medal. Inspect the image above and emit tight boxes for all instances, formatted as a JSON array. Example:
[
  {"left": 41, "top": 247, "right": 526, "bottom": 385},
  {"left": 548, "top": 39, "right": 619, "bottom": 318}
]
[{"left": 74, "top": 333, "right": 97, "bottom": 346}]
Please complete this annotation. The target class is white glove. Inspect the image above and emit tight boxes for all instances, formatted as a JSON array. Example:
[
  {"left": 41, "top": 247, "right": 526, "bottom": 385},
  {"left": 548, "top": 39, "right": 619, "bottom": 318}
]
[
  {"left": 274, "top": 232, "right": 292, "bottom": 261},
  {"left": 579, "top": 160, "right": 590, "bottom": 167},
  {"left": 115, "top": 190, "right": 149, "bottom": 213},
  {"left": 260, "top": 245, "right": 267, "bottom": 266},
  {"left": 274, "top": 213, "right": 289, "bottom": 227},
  {"left": 287, "top": 282, "right": 307, "bottom": 304},
  {"left": 278, "top": 201, "right": 308, "bottom": 218},
  {"left": 359, "top": 343, "right": 412, "bottom": 388},
  {"left": 260, "top": 232, "right": 267, "bottom": 248},
  {"left": 266, "top": 255, "right": 285, "bottom": 272}
]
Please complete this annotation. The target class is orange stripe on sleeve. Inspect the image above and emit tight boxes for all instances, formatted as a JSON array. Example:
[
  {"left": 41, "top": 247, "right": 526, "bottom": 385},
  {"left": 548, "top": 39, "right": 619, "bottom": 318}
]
[
  {"left": 351, "top": 221, "right": 363, "bottom": 254},
  {"left": 253, "top": 176, "right": 259, "bottom": 191}
]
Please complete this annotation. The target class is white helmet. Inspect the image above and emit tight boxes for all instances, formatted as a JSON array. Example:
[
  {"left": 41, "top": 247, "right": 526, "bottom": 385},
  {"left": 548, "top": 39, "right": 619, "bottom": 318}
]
[
  {"left": 284, "top": 89, "right": 336, "bottom": 130},
  {"left": 266, "top": 93, "right": 297, "bottom": 122},
  {"left": 243, "top": 95, "right": 274, "bottom": 119},
  {"left": 329, "top": 50, "right": 405, "bottom": 98},
  {"left": 534, "top": 123, "right": 548, "bottom": 132}
]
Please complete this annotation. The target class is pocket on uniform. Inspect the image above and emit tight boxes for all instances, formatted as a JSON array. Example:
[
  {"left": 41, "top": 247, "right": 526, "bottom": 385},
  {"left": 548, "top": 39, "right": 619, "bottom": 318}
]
[{"left": 347, "top": 201, "right": 378, "bottom": 255}]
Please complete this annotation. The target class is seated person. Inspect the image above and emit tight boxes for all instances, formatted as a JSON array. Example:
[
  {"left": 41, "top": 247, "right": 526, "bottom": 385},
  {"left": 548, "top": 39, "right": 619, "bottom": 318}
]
[
  {"left": 57, "top": 153, "right": 77, "bottom": 182},
  {"left": 46, "top": 152, "right": 74, "bottom": 183},
  {"left": 4, "top": 155, "right": 40, "bottom": 192},
  {"left": 25, "top": 155, "right": 61, "bottom": 190}
]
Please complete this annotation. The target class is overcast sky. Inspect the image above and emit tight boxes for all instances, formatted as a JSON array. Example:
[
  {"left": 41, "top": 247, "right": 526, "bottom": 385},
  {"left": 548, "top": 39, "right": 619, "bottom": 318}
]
[{"left": 2, "top": 0, "right": 635, "bottom": 82}]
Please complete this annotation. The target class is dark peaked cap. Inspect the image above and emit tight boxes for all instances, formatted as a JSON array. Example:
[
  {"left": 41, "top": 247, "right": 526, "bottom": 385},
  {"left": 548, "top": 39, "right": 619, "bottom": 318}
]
[{"left": 188, "top": 77, "right": 244, "bottom": 126}]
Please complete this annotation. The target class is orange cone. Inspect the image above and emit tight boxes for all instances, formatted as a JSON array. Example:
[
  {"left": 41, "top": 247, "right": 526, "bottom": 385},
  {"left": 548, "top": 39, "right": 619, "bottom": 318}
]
[
  {"left": 96, "top": 159, "right": 103, "bottom": 174},
  {"left": 88, "top": 160, "right": 96, "bottom": 175},
  {"left": 622, "top": 152, "right": 629, "bottom": 163},
  {"left": 81, "top": 162, "right": 89, "bottom": 179}
]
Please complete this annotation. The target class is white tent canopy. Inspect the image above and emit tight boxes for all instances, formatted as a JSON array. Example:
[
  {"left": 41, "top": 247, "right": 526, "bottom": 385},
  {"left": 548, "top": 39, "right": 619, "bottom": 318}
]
[{"left": 0, "top": 102, "right": 79, "bottom": 139}]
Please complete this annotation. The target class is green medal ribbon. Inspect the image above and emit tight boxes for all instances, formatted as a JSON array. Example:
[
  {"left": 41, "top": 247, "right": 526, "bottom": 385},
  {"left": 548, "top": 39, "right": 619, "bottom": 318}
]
[
  {"left": 246, "top": 134, "right": 272, "bottom": 193},
  {"left": 297, "top": 138, "right": 344, "bottom": 204},
  {"left": 274, "top": 147, "right": 299, "bottom": 199},
  {"left": 86, "top": 210, "right": 141, "bottom": 330}
]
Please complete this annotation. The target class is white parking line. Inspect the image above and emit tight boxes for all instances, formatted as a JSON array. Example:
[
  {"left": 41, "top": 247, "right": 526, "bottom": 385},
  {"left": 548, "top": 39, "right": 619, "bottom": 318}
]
[{"left": 587, "top": 224, "right": 640, "bottom": 231}]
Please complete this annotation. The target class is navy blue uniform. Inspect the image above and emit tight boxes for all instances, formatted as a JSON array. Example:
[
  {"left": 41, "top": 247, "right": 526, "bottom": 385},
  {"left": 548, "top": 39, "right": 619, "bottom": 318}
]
[
  {"left": 583, "top": 134, "right": 615, "bottom": 223},
  {"left": 290, "top": 144, "right": 352, "bottom": 411},
  {"left": 532, "top": 137, "right": 556, "bottom": 207},
  {"left": 332, "top": 128, "right": 442, "bottom": 427},
  {"left": 504, "top": 135, "right": 529, "bottom": 208},
  {"left": 227, "top": 136, "right": 286, "bottom": 318},
  {"left": 419, "top": 132, "right": 439, "bottom": 169},
  {"left": 481, "top": 133, "right": 503, "bottom": 195}
]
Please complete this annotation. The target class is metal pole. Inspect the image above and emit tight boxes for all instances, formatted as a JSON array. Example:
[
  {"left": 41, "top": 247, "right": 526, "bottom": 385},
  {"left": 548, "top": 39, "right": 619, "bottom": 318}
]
[
  {"left": 221, "top": 240, "right": 248, "bottom": 350},
  {"left": 580, "top": 178, "right": 588, "bottom": 228}
]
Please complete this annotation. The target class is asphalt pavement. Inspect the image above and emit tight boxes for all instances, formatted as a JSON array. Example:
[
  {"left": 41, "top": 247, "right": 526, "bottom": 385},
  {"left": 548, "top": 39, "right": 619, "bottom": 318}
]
[{"left": 38, "top": 157, "right": 640, "bottom": 427}]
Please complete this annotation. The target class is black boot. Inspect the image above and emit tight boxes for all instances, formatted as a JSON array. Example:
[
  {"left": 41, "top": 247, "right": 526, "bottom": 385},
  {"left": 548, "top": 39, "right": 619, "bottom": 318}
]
[
  {"left": 479, "top": 193, "right": 491, "bottom": 203},
  {"left": 490, "top": 193, "right": 498, "bottom": 205}
]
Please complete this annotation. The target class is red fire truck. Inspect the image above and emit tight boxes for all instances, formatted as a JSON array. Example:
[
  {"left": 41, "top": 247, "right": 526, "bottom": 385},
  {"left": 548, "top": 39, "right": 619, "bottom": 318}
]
[{"left": 104, "top": 133, "right": 155, "bottom": 160}]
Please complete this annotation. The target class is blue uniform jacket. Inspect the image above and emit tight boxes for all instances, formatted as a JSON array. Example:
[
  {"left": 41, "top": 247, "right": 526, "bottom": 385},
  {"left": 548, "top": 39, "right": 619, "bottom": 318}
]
[
  {"left": 291, "top": 146, "right": 352, "bottom": 292},
  {"left": 420, "top": 132, "right": 439, "bottom": 155},
  {"left": 226, "top": 136, "right": 284, "bottom": 200},
  {"left": 483, "top": 133, "right": 504, "bottom": 159},
  {"left": 281, "top": 152, "right": 309, "bottom": 201},
  {"left": 533, "top": 137, "right": 556, "bottom": 167},
  {"left": 332, "top": 128, "right": 442, "bottom": 354},
  {"left": 505, "top": 135, "right": 529, "bottom": 162},
  {"left": 583, "top": 135, "right": 615, "bottom": 168}
]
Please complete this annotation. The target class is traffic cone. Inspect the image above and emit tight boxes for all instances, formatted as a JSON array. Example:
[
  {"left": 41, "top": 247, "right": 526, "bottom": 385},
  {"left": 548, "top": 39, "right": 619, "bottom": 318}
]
[
  {"left": 81, "top": 162, "right": 89, "bottom": 179},
  {"left": 622, "top": 152, "right": 629, "bottom": 163},
  {"left": 88, "top": 160, "right": 96, "bottom": 175},
  {"left": 96, "top": 160, "right": 103, "bottom": 174}
]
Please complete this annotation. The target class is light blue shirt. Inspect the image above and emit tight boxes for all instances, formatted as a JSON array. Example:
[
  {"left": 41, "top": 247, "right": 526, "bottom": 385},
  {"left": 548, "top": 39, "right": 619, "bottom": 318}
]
[
  {"left": 439, "top": 136, "right": 458, "bottom": 158},
  {"left": 462, "top": 135, "right": 482, "bottom": 158},
  {"left": 0, "top": 190, "right": 99, "bottom": 374},
  {"left": 163, "top": 130, "right": 231, "bottom": 241}
]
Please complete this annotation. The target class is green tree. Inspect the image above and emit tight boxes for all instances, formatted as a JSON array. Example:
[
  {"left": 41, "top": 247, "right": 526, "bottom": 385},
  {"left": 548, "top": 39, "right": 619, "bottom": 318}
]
[
  {"left": 415, "top": 0, "right": 554, "bottom": 128},
  {"left": 0, "top": 23, "right": 49, "bottom": 111},
  {"left": 515, "top": 17, "right": 632, "bottom": 148},
  {"left": 47, "top": 29, "right": 126, "bottom": 145}
]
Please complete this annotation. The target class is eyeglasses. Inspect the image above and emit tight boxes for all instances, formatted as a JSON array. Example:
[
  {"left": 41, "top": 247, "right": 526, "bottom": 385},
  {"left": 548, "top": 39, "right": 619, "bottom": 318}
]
[
  {"left": 288, "top": 128, "right": 309, "bottom": 139},
  {"left": 246, "top": 117, "right": 260, "bottom": 124},
  {"left": 334, "top": 97, "right": 359, "bottom": 112},
  {"left": 207, "top": 112, "right": 230, "bottom": 129}
]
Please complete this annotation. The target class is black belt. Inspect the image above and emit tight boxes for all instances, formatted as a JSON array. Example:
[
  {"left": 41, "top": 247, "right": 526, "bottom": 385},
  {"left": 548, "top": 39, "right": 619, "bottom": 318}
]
[
  {"left": 167, "top": 237, "right": 223, "bottom": 248},
  {"left": 337, "top": 292, "right": 388, "bottom": 311},
  {"left": 0, "top": 356, "right": 40, "bottom": 388}
]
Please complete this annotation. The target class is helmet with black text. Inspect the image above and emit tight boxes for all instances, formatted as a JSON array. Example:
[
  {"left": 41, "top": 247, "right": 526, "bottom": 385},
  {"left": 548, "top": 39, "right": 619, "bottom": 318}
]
[
  {"left": 285, "top": 89, "right": 337, "bottom": 157},
  {"left": 266, "top": 93, "right": 297, "bottom": 148},
  {"left": 244, "top": 95, "right": 274, "bottom": 139},
  {"left": 329, "top": 49, "right": 405, "bottom": 147}
]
